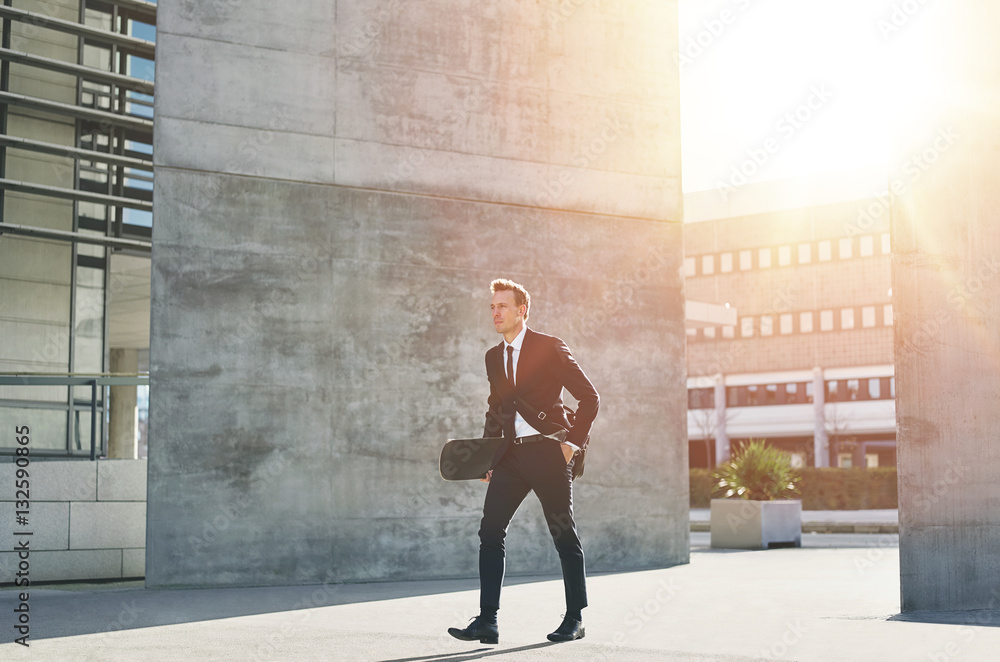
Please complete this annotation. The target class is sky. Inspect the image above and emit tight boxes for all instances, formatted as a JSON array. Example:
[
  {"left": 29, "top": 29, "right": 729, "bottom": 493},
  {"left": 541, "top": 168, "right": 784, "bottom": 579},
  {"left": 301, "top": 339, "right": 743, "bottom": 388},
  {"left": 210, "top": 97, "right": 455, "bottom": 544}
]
[{"left": 678, "top": 0, "right": 940, "bottom": 195}]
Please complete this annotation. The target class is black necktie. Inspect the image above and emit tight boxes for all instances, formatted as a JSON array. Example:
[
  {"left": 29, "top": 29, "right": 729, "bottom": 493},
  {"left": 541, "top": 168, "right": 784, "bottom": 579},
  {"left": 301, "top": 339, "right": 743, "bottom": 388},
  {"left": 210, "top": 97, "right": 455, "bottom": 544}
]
[
  {"left": 506, "top": 345, "right": 515, "bottom": 391},
  {"left": 504, "top": 345, "right": 516, "bottom": 441}
]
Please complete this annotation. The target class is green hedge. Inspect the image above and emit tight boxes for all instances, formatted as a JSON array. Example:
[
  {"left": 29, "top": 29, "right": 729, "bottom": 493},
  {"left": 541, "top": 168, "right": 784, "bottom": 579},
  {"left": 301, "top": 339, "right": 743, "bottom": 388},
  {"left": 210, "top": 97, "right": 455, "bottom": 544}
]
[{"left": 690, "top": 468, "right": 898, "bottom": 510}]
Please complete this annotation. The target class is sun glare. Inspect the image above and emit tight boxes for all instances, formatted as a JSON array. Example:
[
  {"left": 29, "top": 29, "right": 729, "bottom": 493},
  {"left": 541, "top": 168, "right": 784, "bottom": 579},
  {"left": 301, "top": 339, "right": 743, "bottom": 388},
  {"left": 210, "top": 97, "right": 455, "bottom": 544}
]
[{"left": 679, "top": 0, "right": 947, "bottom": 197}]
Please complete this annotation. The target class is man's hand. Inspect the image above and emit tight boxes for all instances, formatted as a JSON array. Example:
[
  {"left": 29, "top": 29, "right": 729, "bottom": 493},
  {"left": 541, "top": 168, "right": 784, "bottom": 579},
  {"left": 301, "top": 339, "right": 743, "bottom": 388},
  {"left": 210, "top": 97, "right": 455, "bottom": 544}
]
[{"left": 481, "top": 470, "right": 493, "bottom": 483}]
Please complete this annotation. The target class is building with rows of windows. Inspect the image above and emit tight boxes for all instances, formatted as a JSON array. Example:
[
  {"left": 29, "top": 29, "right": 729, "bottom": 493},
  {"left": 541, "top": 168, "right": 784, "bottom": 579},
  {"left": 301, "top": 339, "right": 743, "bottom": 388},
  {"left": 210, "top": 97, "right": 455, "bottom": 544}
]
[{"left": 684, "top": 185, "right": 895, "bottom": 469}]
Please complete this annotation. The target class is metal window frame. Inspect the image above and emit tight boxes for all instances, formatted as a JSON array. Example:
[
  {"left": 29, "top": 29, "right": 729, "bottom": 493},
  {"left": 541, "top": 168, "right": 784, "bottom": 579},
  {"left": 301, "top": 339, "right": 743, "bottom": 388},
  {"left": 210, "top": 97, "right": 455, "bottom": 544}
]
[
  {"left": 0, "top": 4, "right": 154, "bottom": 59},
  {"left": 0, "top": 0, "right": 155, "bottom": 456},
  {"left": 0, "top": 375, "right": 149, "bottom": 459}
]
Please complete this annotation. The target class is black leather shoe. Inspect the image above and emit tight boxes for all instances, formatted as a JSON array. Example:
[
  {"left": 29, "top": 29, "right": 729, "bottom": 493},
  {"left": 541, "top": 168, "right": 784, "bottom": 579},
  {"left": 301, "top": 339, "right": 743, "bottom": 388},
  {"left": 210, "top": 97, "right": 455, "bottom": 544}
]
[
  {"left": 547, "top": 615, "right": 585, "bottom": 642},
  {"left": 448, "top": 615, "right": 499, "bottom": 645}
]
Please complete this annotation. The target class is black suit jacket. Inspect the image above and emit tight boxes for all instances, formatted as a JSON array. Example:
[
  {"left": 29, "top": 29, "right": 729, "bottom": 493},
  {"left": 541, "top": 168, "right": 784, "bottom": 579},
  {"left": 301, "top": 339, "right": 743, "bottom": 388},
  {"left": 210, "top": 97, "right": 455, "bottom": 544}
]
[{"left": 482, "top": 328, "right": 599, "bottom": 467}]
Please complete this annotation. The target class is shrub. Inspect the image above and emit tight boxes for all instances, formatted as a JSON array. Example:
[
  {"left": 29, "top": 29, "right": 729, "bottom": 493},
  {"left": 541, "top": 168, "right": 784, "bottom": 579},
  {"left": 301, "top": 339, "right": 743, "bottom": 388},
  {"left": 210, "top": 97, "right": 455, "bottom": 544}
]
[
  {"left": 798, "top": 468, "right": 898, "bottom": 510},
  {"left": 711, "top": 439, "right": 801, "bottom": 500},
  {"left": 690, "top": 467, "right": 899, "bottom": 510}
]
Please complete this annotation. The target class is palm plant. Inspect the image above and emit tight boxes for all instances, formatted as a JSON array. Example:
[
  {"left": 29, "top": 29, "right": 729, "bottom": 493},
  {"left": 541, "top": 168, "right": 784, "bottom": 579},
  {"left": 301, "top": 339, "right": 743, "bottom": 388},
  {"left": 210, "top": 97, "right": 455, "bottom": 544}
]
[{"left": 712, "top": 439, "right": 801, "bottom": 501}]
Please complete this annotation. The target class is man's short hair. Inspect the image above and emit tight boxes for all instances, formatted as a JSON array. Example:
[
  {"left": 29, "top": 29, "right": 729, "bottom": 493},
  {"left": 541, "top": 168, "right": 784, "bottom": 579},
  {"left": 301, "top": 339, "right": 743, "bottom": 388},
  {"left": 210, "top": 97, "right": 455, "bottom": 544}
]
[{"left": 490, "top": 278, "right": 530, "bottom": 322}]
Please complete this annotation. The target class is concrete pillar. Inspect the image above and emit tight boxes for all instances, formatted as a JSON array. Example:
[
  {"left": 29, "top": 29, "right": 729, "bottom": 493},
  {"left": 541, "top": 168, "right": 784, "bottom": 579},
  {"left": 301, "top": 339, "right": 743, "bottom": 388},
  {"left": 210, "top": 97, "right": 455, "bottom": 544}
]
[
  {"left": 149, "top": 1, "right": 686, "bottom": 587},
  {"left": 812, "top": 367, "right": 828, "bottom": 467},
  {"left": 892, "top": 1, "right": 1000, "bottom": 611},
  {"left": 713, "top": 374, "right": 729, "bottom": 466},
  {"left": 108, "top": 349, "right": 138, "bottom": 460}
]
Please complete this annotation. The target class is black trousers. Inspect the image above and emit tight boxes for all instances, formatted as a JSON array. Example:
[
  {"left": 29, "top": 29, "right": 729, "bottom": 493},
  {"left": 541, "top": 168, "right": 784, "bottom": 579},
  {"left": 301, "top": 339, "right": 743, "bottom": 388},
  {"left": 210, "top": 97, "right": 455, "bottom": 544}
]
[{"left": 478, "top": 439, "right": 587, "bottom": 612}]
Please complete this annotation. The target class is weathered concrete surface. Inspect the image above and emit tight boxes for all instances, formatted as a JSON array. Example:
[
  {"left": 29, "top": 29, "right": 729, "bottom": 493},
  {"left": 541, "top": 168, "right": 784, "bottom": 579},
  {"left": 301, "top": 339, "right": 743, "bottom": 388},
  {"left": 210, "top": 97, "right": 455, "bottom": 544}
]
[
  {"left": 892, "top": 1, "right": 1000, "bottom": 611},
  {"left": 150, "top": 1, "right": 686, "bottom": 587}
]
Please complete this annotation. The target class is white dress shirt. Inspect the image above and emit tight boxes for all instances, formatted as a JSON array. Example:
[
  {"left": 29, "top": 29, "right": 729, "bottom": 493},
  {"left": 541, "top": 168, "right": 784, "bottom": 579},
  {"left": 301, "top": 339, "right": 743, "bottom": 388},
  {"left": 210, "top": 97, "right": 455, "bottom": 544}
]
[{"left": 505, "top": 326, "right": 580, "bottom": 453}]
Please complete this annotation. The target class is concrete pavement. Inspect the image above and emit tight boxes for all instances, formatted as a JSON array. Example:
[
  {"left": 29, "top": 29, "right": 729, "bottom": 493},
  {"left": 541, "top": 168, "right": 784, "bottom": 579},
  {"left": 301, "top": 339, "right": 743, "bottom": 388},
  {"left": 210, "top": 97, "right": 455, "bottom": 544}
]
[{"left": 2, "top": 527, "right": 999, "bottom": 661}]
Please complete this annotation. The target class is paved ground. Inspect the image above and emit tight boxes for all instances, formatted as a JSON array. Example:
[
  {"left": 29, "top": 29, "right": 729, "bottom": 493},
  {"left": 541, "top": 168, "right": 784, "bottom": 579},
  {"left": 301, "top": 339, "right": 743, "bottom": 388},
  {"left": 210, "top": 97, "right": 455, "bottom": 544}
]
[
  {"left": 689, "top": 509, "right": 899, "bottom": 534},
  {"left": 2, "top": 513, "right": 997, "bottom": 661}
]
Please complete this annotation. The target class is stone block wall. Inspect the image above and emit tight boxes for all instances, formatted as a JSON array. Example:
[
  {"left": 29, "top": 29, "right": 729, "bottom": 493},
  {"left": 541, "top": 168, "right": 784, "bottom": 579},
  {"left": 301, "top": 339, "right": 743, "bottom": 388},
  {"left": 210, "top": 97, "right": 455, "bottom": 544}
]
[{"left": 0, "top": 460, "right": 146, "bottom": 583}]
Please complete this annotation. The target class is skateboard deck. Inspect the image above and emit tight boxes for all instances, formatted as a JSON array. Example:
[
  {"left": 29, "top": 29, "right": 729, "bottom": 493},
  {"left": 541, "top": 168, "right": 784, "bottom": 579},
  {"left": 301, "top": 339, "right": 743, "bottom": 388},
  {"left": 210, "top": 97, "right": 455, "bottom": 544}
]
[{"left": 439, "top": 436, "right": 505, "bottom": 481}]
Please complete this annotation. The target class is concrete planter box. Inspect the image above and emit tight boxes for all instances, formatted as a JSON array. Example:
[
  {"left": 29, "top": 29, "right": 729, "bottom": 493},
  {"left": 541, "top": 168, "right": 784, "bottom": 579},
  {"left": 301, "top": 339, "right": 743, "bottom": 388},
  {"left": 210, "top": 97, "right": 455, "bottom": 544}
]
[{"left": 710, "top": 499, "right": 802, "bottom": 549}]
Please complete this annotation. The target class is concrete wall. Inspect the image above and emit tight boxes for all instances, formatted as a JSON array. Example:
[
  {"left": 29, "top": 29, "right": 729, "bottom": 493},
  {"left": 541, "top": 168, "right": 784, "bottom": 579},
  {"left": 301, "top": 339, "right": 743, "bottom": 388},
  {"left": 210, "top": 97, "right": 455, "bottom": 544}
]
[
  {"left": 0, "top": 460, "right": 146, "bottom": 582},
  {"left": 149, "top": 0, "right": 687, "bottom": 587},
  {"left": 893, "top": 1, "right": 1000, "bottom": 611}
]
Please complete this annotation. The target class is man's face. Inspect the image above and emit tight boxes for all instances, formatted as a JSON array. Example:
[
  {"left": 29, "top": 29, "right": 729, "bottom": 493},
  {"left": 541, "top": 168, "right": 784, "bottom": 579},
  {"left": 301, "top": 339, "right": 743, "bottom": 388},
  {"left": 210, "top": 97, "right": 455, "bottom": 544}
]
[{"left": 491, "top": 290, "right": 524, "bottom": 336}]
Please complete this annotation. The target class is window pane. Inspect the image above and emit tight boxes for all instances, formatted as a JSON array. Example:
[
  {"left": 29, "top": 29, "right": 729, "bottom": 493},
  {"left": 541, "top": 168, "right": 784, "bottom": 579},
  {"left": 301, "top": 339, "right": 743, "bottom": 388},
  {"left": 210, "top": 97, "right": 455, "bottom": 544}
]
[
  {"left": 720, "top": 252, "right": 733, "bottom": 273},
  {"left": 778, "top": 246, "right": 791, "bottom": 266},
  {"left": 759, "top": 247, "right": 772, "bottom": 268},
  {"left": 73, "top": 266, "right": 106, "bottom": 401},
  {"left": 798, "top": 243, "right": 811, "bottom": 264},
  {"left": 860, "top": 235, "right": 874, "bottom": 257},
  {"left": 722, "top": 325, "right": 735, "bottom": 339},
  {"left": 868, "top": 378, "right": 881, "bottom": 399},
  {"left": 862, "top": 306, "right": 876, "bottom": 328},
  {"left": 747, "top": 385, "right": 759, "bottom": 406},
  {"left": 760, "top": 315, "right": 773, "bottom": 336},
  {"left": 727, "top": 386, "right": 743, "bottom": 406},
  {"left": 0, "top": 407, "right": 67, "bottom": 450},
  {"left": 741, "top": 317, "right": 754, "bottom": 337},
  {"left": 884, "top": 304, "right": 894, "bottom": 325},
  {"left": 688, "top": 388, "right": 715, "bottom": 409},
  {"left": 800, "top": 311, "right": 814, "bottom": 333},
  {"left": 83, "top": 43, "right": 111, "bottom": 70},
  {"left": 847, "top": 379, "right": 860, "bottom": 400},
  {"left": 839, "top": 238, "right": 853, "bottom": 259},
  {"left": 702, "top": 255, "right": 715, "bottom": 275},
  {"left": 684, "top": 257, "right": 696, "bottom": 277},
  {"left": 820, "top": 310, "right": 834, "bottom": 331},
  {"left": 826, "top": 380, "right": 838, "bottom": 401},
  {"left": 126, "top": 55, "right": 156, "bottom": 85},
  {"left": 72, "top": 408, "right": 103, "bottom": 454},
  {"left": 819, "top": 240, "right": 832, "bottom": 261},
  {"left": 765, "top": 384, "right": 778, "bottom": 404},
  {"left": 739, "top": 250, "right": 752, "bottom": 270},
  {"left": 780, "top": 313, "right": 793, "bottom": 334},
  {"left": 841, "top": 308, "right": 855, "bottom": 330},
  {"left": 704, "top": 327, "right": 716, "bottom": 339},
  {"left": 881, "top": 232, "right": 892, "bottom": 254},
  {"left": 0, "top": 317, "right": 70, "bottom": 402}
]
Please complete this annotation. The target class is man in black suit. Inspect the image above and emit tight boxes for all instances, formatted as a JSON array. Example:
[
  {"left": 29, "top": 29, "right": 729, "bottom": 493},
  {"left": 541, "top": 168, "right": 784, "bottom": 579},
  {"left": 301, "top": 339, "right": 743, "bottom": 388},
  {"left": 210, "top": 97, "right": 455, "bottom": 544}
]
[{"left": 448, "top": 278, "right": 599, "bottom": 644}]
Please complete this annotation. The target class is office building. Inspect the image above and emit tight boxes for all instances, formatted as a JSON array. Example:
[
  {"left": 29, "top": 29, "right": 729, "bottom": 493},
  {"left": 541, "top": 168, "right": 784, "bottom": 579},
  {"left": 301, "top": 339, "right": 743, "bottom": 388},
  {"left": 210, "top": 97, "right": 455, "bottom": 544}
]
[{"left": 684, "top": 185, "right": 895, "bottom": 469}]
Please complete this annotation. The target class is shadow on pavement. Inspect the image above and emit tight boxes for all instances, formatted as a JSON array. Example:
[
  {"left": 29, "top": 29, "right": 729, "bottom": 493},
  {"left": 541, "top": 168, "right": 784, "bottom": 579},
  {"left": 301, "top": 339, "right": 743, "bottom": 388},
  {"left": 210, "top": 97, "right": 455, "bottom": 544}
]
[
  {"left": 378, "top": 641, "right": 557, "bottom": 662},
  {"left": 889, "top": 610, "right": 1000, "bottom": 628},
  {"left": 0, "top": 573, "right": 572, "bottom": 642}
]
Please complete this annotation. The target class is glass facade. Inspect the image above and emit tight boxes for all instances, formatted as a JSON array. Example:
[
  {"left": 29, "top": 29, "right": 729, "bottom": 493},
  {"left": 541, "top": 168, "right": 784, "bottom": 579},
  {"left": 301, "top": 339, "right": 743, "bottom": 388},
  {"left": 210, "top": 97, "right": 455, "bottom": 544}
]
[{"left": 0, "top": 0, "right": 155, "bottom": 455}]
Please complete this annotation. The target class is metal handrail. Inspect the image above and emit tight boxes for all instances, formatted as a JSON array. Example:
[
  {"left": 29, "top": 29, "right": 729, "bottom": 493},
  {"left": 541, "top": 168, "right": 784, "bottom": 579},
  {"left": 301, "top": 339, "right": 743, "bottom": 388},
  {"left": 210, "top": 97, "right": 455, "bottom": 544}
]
[
  {"left": 0, "top": 134, "right": 153, "bottom": 169},
  {"left": 0, "top": 47, "right": 154, "bottom": 94},
  {"left": 0, "top": 90, "right": 154, "bottom": 132},
  {"left": 0, "top": 222, "right": 153, "bottom": 251},
  {"left": 0, "top": 373, "right": 149, "bottom": 460},
  {"left": 0, "top": 5, "right": 155, "bottom": 59}
]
